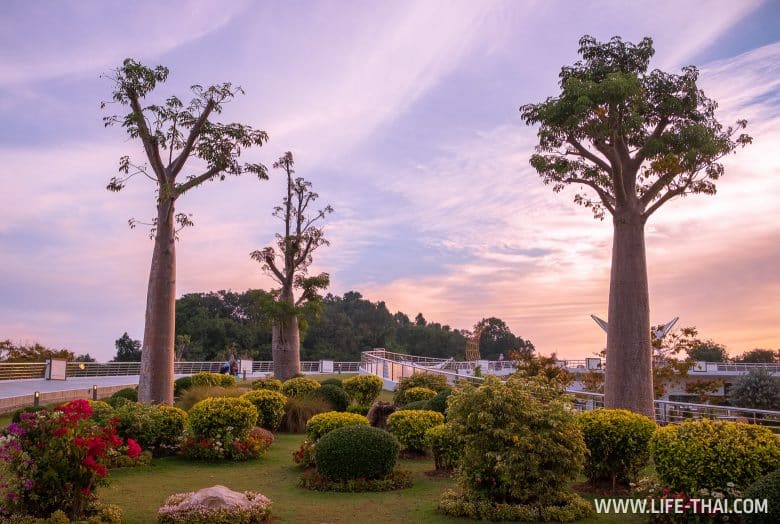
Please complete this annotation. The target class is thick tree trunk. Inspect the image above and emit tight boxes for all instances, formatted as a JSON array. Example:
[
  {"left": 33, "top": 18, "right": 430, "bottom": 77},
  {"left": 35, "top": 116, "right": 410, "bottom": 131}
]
[
  {"left": 272, "top": 315, "right": 301, "bottom": 381},
  {"left": 604, "top": 209, "right": 655, "bottom": 419},
  {"left": 138, "top": 200, "right": 176, "bottom": 404}
]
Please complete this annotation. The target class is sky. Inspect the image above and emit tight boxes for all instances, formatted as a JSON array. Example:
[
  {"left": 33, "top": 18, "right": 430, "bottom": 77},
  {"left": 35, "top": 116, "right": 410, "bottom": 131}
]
[{"left": 1, "top": 0, "right": 779, "bottom": 361}]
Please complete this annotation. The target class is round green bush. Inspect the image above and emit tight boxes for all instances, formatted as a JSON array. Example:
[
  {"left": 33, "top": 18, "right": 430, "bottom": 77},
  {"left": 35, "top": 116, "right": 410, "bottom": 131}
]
[
  {"left": 320, "top": 378, "right": 343, "bottom": 388},
  {"left": 151, "top": 405, "right": 189, "bottom": 450},
  {"left": 251, "top": 377, "right": 283, "bottom": 392},
  {"left": 315, "top": 384, "right": 350, "bottom": 412},
  {"left": 393, "top": 373, "right": 448, "bottom": 405},
  {"left": 743, "top": 469, "right": 780, "bottom": 524},
  {"left": 305, "top": 411, "right": 369, "bottom": 441},
  {"left": 241, "top": 389, "right": 287, "bottom": 430},
  {"left": 425, "top": 423, "right": 461, "bottom": 471},
  {"left": 650, "top": 419, "right": 780, "bottom": 491},
  {"left": 114, "top": 402, "right": 157, "bottom": 449},
  {"left": 425, "top": 388, "right": 452, "bottom": 415},
  {"left": 398, "top": 400, "right": 429, "bottom": 411},
  {"left": 87, "top": 400, "right": 115, "bottom": 425},
  {"left": 346, "top": 404, "right": 369, "bottom": 416},
  {"left": 387, "top": 409, "right": 444, "bottom": 452},
  {"left": 188, "top": 397, "right": 258, "bottom": 439},
  {"left": 109, "top": 387, "right": 138, "bottom": 406},
  {"left": 402, "top": 387, "right": 437, "bottom": 404},
  {"left": 315, "top": 425, "right": 400, "bottom": 481},
  {"left": 578, "top": 409, "right": 656, "bottom": 488},
  {"left": 173, "top": 376, "right": 193, "bottom": 397},
  {"left": 191, "top": 371, "right": 236, "bottom": 388},
  {"left": 342, "top": 375, "right": 384, "bottom": 406},
  {"left": 446, "top": 376, "right": 588, "bottom": 507},
  {"left": 281, "top": 376, "right": 321, "bottom": 398}
]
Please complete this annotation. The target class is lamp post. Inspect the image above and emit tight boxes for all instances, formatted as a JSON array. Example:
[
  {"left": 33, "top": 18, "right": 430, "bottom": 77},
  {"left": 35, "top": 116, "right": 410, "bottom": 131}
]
[{"left": 34, "top": 391, "right": 40, "bottom": 407}]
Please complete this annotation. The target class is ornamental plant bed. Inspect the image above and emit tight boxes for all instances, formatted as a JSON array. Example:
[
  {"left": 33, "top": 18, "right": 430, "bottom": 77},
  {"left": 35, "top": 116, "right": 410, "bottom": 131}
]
[{"left": 298, "top": 467, "right": 413, "bottom": 492}]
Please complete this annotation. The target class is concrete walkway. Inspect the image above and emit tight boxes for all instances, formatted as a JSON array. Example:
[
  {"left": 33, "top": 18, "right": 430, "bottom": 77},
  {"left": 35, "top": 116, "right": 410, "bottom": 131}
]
[{"left": 0, "top": 375, "right": 142, "bottom": 413}]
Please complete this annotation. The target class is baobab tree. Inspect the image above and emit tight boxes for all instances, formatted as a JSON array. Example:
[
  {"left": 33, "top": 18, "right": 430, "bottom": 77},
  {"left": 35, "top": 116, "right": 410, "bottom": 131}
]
[
  {"left": 103, "top": 59, "right": 269, "bottom": 404},
  {"left": 520, "top": 36, "right": 751, "bottom": 417},
  {"left": 251, "top": 152, "right": 332, "bottom": 380}
]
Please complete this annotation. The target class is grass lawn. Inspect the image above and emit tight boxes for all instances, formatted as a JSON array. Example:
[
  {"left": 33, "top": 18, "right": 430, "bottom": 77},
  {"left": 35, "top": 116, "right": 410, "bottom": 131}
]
[{"left": 100, "top": 433, "right": 645, "bottom": 524}]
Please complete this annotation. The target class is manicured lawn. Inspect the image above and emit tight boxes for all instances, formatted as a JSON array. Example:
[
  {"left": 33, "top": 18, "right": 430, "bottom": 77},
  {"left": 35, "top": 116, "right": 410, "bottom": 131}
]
[{"left": 100, "top": 433, "right": 644, "bottom": 524}]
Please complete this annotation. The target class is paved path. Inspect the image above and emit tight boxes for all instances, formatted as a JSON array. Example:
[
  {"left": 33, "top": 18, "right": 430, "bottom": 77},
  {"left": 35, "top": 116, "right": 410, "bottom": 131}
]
[{"left": 0, "top": 375, "right": 141, "bottom": 399}]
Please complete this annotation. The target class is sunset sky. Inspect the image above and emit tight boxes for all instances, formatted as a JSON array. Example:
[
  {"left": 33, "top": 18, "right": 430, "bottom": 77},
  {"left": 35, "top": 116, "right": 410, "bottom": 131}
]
[{"left": 1, "top": 0, "right": 778, "bottom": 362}]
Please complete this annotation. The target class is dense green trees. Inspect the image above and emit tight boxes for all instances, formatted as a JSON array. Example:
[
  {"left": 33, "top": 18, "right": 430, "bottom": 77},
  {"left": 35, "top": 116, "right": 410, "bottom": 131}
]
[
  {"left": 173, "top": 290, "right": 529, "bottom": 362},
  {"left": 112, "top": 332, "right": 142, "bottom": 362}
]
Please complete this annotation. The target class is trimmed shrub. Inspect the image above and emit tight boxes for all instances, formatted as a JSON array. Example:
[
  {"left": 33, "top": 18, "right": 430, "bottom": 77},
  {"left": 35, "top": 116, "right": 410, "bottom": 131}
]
[
  {"left": 298, "top": 469, "right": 412, "bottom": 492},
  {"left": 151, "top": 405, "right": 188, "bottom": 453},
  {"left": 425, "top": 388, "right": 452, "bottom": 415},
  {"left": 651, "top": 419, "right": 780, "bottom": 491},
  {"left": 315, "top": 384, "right": 350, "bottom": 412},
  {"left": 114, "top": 403, "right": 157, "bottom": 449},
  {"left": 445, "top": 376, "right": 589, "bottom": 509},
  {"left": 346, "top": 404, "right": 369, "bottom": 416},
  {"left": 251, "top": 377, "right": 283, "bottom": 391},
  {"left": 367, "top": 401, "right": 397, "bottom": 430},
  {"left": 342, "top": 374, "right": 383, "bottom": 406},
  {"left": 241, "top": 389, "right": 287, "bottom": 430},
  {"left": 173, "top": 376, "right": 193, "bottom": 397},
  {"left": 743, "top": 469, "right": 780, "bottom": 524},
  {"left": 578, "top": 409, "right": 656, "bottom": 488},
  {"left": 387, "top": 410, "right": 444, "bottom": 452},
  {"left": 177, "top": 385, "right": 246, "bottom": 412},
  {"left": 108, "top": 387, "right": 137, "bottom": 407},
  {"left": 398, "top": 400, "right": 429, "bottom": 411},
  {"left": 281, "top": 376, "right": 321, "bottom": 398},
  {"left": 315, "top": 425, "right": 400, "bottom": 481},
  {"left": 393, "top": 373, "right": 448, "bottom": 405},
  {"left": 11, "top": 406, "right": 47, "bottom": 423},
  {"left": 425, "top": 423, "right": 461, "bottom": 471},
  {"left": 190, "top": 371, "right": 236, "bottom": 388},
  {"left": 402, "top": 387, "right": 437, "bottom": 404},
  {"left": 87, "top": 400, "right": 115, "bottom": 425},
  {"left": 305, "top": 411, "right": 369, "bottom": 441},
  {"left": 280, "top": 396, "right": 332, "bottom": 433},
  {"left": 188, "top": 397, "right": 258, "bottom": 439},
  {"left": 320, "top": 378, "right": 343, "bottom": 388}
]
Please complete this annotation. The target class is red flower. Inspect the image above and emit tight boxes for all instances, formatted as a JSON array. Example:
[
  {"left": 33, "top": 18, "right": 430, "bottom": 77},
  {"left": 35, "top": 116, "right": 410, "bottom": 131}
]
[
  {"left": 80, "top": 487, "right": 91, "bottom": 497},
  {"left": 53, "top": 427, "right": 68, "bottom": 437},
  {"left": 126, "top": 438, "right": 142, "bottom": 459}
]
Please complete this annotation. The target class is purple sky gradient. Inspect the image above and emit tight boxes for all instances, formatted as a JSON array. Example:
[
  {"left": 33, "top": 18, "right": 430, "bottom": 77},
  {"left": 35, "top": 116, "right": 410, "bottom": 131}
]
[{"left": 1, "top": 0, "right": 778, "bottom": 361}]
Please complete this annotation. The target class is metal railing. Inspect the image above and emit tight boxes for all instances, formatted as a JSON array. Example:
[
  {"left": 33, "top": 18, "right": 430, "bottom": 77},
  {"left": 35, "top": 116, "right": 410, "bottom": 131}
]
[
  {"left": 360, "top": 349, "right": 780, "bottom": 431},
  {"left": 0, "top": 360, "right": 361, "bottom": 381}
]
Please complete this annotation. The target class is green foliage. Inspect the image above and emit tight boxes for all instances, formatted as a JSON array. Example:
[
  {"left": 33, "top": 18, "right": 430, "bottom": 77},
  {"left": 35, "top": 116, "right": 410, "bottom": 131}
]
[
  {"left": 687, "top": 341, "right": 728, "bottom": 362},
  {"left": 393, "top": 373, "right": 448, "bottom": 406},
  {"left": 173, "top": 376, "right": 193, "bottom": 397},
  {"left": 0, "top": 339, "right": 74, "bottom": 362},
  {"left": 176, "top": 385, "right": 246, "bottom": 411},
  {"left": 108, "top": 387, "right": 137, "bottom": 407},
  {"left": 281, "top": 376, "right": 321, "bottom": 397},
  {"left": 345, "top": 404, "right": 369, "bottom": 416},
  {"left": 298, "top": 469, "right": 413, "bottom": 492},
  {"left": 728, "top": 369, "right": 780, "bottom": 409},
  {"left": 305, "top": 411, "right": 369, "bottom": 441},
  {"left": 424, "top": 388, "right": 452, "bottom": 415},
  {"left": 251, "top": 377, "right": 283, "bottom": 391},
  {"left": 112, "top": 332, "right": 141, "bottom": 362},
  {"left": 87, "top": 400, "right": 115, "bottom": 425},
  {"left": 11, "top": 406, "right": 47, "bottom": 423},
  {"left": 314, "top": 425, "right": 400, "bottom": 481},
  {"left": 439, "top": 490, "right": 593, "bottom": 522},
  {"left": 743, "top": 469, "right": 780, "bottom": 524},
  {"left": 398, "top": 400, "right": 429, "bottom": 411},
  {"left": 190, "top": 371, "right": 236, "bottom": 388},
  {"left": 320, "top": 378, "right": 343, "bottom": 388},
  {"left": 315, "top": 384, "right": 350, "bottom": 412},
  {"left": 577, "top": 409, "right": 656, "bottom": 488},
  {"left": 280, "top": 396, "right": 332, "bottom": 433},
  {"left": 387, "top": 410, "right": 444, "bottom": 452},
  {"left": 446, "top": 376, "right": 587, "bottom": 506},
  {"left": 475, "top": 317, "right": 535, "bottom": 360},
  {"left": 188, "top": 397, "right": 258, "bottom": 439},
  {"left": 114, "top": 403, "right": 188, "bottom": 454},
  {"left": 425, "top": 424, "right": 461, "bottom": 471},
  {"left": 241, "top": 389, "right": 287, "bottom": 430},
  {"left": 402, "top": 387, "right": 437, "bottom": 404},
  {"left": 737, "top": 349, "right": 778, "bottom": 364},
  {"left": 650, "top": 419, "right": 780, "bottom": 491},
  {"left": 342, "top": 374, "right": 384, "bottom": 407}
]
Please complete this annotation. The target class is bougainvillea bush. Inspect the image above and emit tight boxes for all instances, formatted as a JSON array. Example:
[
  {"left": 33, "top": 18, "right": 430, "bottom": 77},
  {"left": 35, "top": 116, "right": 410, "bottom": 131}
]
[{"left": 0, "top": 399, "right": 141, "bottom": 520}]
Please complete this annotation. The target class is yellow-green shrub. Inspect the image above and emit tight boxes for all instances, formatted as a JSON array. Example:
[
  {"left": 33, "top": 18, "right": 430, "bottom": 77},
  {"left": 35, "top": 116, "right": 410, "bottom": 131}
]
[
  {"left": 387, "top": 409, "right": 444, "bottom": 452},
  {"left": 177, "top": 385, "right": 246, "bottom": 411},
  {"left": 190, "top": 371, "right": 236, "bottom": 388},
  {"left": 251, "top": 377, "right": 282, "bottom": 392},
  {"left": 342, "top": 375, "right": 384, "bottom": 407},
  {"left": 650, "top": 419, "right": 780, "bottom": 491},
  {"left": 241, "top": 389, "right": 287, "bottom": 430},
  {"left": 393, "top": 373, "right": 448, "bottom": 405},
  {"left": 305, "top": 411, "right": 369, "bottom": 441},
  {"left": 578, "top": 409, "right": 656, "bottom": 488},
  {"left": 281, "top": 376, "right": 321, "bottom": 397},
  {"left": 403, "top": 387, "right": 437, "bottom": 404},
  {"left": 425, "top": 423, "right": 461, "bottom": 471},
  {"left": 152, "top": 405, "right": 189, "bottom": 452},
  {"left": 188, "top": 397, "right": 258, "bottom": 439},
  {"left": 87, "top": 400, "right": 114, "bottom": 425}
]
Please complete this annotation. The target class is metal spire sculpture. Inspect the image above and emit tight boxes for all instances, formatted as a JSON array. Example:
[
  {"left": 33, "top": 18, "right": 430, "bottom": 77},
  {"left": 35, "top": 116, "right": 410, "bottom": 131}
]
[{"left": 465, "top": 323, "right": 486, "bottom": 361}]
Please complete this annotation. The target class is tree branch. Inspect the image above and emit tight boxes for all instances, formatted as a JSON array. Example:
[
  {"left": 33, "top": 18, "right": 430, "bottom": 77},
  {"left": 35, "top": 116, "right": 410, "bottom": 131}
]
[
  {"left": 169, "top": 100, "right": 216, "bottom": 177},
  {"left": 564, "top": 176, "right": 616, "bottom": 215},
  {"left": 174, "top": 165, "right": 221, "bottom": 196},
  {"left": 594, "top": 139, "right": 627, "bottom": 206},
  {"left": 643, "top": 186, "right": 686, "bottom": 218},
  {"left": 265, "top": 255, "right": 285, "bottom": 285},
  {"left": 633, "top": 116, "right": 669, "bottom": 167},
  {"left": 567, "top": 137, "right": 612, "bottom": 173},
  {"left": 128, "top": 93, "right": 167, "bottom": 181}
]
